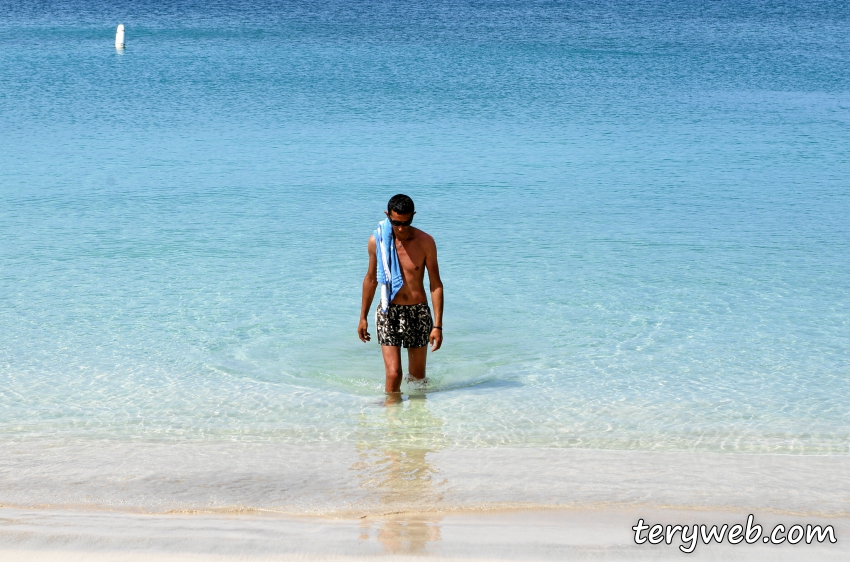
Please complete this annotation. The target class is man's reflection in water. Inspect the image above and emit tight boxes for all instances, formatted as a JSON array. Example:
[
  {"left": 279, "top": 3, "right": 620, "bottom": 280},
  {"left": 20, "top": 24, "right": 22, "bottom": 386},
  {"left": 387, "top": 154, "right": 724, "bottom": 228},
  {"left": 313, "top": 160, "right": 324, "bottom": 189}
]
[{"left": 352, "top": 393, "right": 446, "bottom": 554}]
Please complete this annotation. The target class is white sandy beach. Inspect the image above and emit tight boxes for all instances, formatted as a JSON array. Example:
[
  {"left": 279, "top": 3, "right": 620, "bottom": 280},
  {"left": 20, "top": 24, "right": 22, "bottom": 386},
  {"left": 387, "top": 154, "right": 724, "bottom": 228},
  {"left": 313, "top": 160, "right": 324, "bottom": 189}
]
[
  {"left": 2, "top": 443, "right": 849, "bottom": 561},
  {"left": 2, "top": 441, "right": 849, "bottom": 516},
  {"left": 0, "top": 442, "right": 850, "bottom": 562},
  {"left": 1, "top": 506, "right": 847, "bottom": 561}
]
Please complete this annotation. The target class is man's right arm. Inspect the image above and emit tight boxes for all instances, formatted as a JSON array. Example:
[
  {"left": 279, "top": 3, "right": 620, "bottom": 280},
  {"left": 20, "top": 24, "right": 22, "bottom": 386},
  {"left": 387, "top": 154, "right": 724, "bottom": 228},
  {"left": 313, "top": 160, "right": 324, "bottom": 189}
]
[{"left": 358, "top": 236, "right": 379, "bottom": 342}]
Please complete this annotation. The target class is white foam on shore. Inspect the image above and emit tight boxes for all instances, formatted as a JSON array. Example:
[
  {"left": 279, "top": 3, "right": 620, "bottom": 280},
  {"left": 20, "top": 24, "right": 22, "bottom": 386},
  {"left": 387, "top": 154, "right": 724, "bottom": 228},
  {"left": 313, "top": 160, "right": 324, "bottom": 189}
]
[{"left": 1, "top": 440, "right": 848, "bottom": 517}]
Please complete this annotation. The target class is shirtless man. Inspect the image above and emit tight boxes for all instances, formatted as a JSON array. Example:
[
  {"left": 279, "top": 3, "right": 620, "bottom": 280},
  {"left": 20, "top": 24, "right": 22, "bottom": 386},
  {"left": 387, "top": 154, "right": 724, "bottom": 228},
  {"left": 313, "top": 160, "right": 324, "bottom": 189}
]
[{"left": 358, "top": 194, "right": 444, "bottom": 394}]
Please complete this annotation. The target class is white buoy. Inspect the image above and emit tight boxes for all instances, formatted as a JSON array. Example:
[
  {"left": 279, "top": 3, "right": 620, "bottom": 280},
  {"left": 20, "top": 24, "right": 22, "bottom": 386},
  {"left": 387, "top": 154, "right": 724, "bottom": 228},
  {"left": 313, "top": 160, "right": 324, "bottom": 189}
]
[{"left": 115, "top": 24, "right": 125, "bottom": 50}]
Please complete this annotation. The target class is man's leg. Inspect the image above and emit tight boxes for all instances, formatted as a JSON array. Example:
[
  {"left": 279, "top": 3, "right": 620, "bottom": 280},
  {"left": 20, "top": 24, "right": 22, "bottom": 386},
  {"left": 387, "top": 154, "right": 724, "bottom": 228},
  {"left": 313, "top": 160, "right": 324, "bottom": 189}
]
[
  {"left": 407, "top": 345, "right": 428, "bottom": 381},
  {"left": 381, "top": 345, "right": 404, "bottom": 393}
]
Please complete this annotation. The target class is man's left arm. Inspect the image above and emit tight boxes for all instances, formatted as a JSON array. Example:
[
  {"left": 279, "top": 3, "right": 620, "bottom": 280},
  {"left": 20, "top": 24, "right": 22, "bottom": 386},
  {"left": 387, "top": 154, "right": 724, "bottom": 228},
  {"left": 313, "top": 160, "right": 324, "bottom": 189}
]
[{"left": 425, "top": 236, "right": 443, "bottom": 352}]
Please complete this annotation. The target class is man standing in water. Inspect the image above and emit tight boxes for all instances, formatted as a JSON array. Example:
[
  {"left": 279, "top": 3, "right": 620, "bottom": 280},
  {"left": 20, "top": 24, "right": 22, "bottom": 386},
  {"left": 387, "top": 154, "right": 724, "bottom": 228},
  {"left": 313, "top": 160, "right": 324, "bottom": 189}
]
[{"left": 358, "top": 194, "right": 444, "bottom": 394}]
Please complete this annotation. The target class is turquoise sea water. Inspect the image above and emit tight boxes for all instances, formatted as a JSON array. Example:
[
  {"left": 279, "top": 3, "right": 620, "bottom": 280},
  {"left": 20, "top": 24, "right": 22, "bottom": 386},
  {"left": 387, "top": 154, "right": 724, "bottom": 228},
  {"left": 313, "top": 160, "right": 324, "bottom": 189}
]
[{"left": 1, "top": 0, "right": 849, "bottom": 513}]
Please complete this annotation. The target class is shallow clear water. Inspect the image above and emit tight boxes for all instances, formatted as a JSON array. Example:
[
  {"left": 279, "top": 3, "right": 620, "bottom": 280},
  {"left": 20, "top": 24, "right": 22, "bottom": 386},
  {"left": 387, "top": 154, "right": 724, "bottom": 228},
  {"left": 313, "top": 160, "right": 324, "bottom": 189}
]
[{"left": 1, "top": 0, "right": 849, "bottom": 512}]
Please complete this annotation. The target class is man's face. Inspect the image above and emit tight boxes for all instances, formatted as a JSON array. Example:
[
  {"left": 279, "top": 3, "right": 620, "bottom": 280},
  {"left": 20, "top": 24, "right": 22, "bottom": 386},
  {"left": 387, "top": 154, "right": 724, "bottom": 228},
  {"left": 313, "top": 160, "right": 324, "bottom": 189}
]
[{"left": 386, "top": 210, "right": 414, "bottom": 236}]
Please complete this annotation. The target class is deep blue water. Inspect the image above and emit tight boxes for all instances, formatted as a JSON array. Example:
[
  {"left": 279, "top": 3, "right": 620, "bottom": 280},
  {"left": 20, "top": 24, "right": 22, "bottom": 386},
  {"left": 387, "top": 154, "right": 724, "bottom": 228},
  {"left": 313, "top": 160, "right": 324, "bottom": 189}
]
[{"left": 1, "top": 0, "right": 849, "bottom": 457}]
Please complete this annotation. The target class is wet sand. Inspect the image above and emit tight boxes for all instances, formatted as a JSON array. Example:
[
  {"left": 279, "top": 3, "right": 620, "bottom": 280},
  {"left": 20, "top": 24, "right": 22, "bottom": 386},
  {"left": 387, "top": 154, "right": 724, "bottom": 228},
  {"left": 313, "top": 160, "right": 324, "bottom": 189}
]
[
  {"left": 3, "top": 442, "right": 850, "bottom": 517},
  {"left": 3, "top": 443, "right": 848, "bottom": 560},
  {"left": 1, "top": 506, "right": 847, "bottom": 561}
]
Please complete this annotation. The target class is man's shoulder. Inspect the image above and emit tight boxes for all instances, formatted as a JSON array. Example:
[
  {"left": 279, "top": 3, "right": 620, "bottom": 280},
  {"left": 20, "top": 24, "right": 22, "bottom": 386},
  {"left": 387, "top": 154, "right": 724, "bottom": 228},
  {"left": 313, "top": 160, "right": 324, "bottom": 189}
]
[
  {"left": 413, "top": 227, "right": 434, "bottom": 241},
  {"left": 413, "top": 228, "right": 435, "bottom": 246}
]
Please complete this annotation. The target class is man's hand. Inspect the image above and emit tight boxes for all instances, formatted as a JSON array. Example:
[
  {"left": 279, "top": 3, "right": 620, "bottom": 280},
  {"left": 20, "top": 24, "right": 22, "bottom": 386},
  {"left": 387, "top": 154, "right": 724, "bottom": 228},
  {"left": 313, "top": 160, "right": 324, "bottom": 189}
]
[
  {"left": 358, "top": 319, "right": 371, "bottom": 342},
  {"left": 429, "top": 328, "right": 442, "bottom": 352}
]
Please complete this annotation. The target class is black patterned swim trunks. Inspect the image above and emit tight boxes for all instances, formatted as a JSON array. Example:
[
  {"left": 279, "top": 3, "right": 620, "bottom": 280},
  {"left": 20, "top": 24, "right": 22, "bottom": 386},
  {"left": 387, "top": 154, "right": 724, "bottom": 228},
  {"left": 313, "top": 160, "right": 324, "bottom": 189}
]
[{"left": 376, "top": 302, "right": 434, "bottom": 348}]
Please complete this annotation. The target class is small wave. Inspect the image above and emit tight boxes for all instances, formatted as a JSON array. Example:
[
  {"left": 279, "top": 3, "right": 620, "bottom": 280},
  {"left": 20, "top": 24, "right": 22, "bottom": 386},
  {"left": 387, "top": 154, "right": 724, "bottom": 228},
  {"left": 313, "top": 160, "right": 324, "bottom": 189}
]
[{"left": 405, "top": 375, "right": 524, "bottom": 395}]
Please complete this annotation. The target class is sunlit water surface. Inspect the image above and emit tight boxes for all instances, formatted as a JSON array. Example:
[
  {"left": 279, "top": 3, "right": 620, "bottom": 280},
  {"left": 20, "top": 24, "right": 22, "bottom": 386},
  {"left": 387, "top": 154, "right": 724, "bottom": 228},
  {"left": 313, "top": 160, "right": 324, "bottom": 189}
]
[{"left": 1, "top": 0, "right": 848, "bottom": 513}]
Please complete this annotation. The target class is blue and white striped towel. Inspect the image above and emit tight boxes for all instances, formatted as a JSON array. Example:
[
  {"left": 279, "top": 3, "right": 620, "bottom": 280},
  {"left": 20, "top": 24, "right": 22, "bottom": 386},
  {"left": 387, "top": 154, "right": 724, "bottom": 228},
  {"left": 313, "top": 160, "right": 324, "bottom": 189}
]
[{"left": 374, "top": 218, "right": 404, "bottom": 313}]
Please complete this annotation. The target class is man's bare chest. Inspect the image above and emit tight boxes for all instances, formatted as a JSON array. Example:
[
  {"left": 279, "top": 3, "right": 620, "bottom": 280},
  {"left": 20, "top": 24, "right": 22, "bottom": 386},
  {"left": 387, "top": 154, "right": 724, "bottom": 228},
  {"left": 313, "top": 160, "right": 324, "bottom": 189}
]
[{"left": 395, "top": 239, "right": 426, "bottom": 275}]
